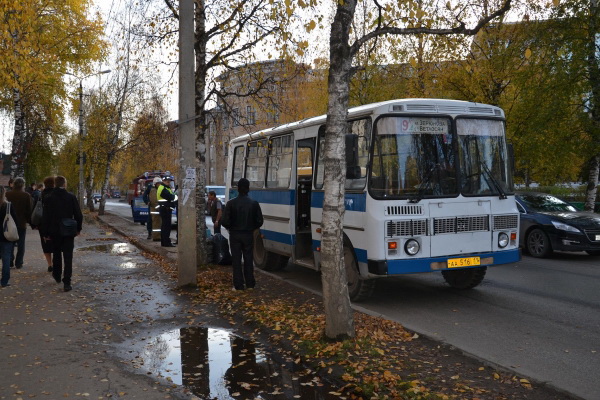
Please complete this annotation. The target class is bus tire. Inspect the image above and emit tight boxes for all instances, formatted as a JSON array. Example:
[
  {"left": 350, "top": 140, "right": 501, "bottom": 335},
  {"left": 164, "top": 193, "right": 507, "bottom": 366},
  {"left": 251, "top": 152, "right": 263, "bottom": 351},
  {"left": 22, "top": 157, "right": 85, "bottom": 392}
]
[
  {"left": 442, "top": 267, "right": 487, "bottom": 289},
  {"left": 344, "top": 241, "right": 376, "bottom": 302},
  {"left": 253, "top": 230, "right": 288, "bottom": 271}
]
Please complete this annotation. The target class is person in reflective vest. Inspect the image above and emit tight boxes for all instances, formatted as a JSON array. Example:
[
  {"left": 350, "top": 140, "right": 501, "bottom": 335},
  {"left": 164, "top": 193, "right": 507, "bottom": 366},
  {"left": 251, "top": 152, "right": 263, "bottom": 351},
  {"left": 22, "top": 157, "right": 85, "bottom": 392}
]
[{"left": 156, "top": 176, "right": 177, "bottom": 247}]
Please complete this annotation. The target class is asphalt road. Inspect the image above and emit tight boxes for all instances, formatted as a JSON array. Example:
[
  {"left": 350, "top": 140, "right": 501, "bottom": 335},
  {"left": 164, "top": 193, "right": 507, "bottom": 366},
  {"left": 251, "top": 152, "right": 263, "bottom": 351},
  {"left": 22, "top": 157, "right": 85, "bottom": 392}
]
[{"left": 103, "top": 199, "right": 599, "bottom": 399}]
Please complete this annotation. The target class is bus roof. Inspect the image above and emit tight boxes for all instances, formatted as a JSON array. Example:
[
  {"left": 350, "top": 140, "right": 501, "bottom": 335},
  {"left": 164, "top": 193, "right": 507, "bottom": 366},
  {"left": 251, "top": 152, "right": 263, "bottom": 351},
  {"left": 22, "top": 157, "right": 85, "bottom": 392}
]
[{"left": 231, "top": 98, "right": 504, "bottom": 145}]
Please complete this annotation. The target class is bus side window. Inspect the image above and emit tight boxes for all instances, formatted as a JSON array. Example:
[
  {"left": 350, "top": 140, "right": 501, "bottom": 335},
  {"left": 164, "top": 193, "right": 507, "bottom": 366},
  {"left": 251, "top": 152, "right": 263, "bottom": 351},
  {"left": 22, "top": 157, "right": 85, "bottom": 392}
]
[
  {"left": 232, "top": 145, "right": 245, "bottom": 186},
  {"left": 246, "top": 139, "right": 267, "bottom": 188},
  {"left": 266, "top": 134, "right": 293, "bottom": 188},
  {"left": 346, "top": 118, "right": 371, "bottom": 190}
]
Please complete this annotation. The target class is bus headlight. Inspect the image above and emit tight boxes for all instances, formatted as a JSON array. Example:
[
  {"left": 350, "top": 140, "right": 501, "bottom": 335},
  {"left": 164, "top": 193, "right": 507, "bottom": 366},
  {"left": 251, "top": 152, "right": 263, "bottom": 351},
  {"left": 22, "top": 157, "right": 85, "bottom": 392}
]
[
  {"left": 498, "top": 232, "right": 509, "bottom": 248},
  {"left": 404, "top": 239, "right": 420, "bottom": 256}
]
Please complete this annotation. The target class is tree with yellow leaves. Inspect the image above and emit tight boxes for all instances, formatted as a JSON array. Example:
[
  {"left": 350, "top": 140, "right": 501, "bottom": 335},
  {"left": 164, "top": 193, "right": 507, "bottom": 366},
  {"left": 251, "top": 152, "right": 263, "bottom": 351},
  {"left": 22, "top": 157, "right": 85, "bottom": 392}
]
[{"left": 0, "top": 0, "right": 106, "bottom": 177}]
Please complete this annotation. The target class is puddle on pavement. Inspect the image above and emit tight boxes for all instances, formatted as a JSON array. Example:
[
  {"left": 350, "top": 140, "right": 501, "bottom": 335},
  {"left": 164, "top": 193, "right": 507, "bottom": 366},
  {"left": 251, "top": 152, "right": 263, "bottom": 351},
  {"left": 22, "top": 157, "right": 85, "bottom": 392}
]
[
  {"left": 132, "top": 327, "right": 343, "bottom": 399},
  {"left": 77, "top": 243, "right": 136, "bottom": 255}
]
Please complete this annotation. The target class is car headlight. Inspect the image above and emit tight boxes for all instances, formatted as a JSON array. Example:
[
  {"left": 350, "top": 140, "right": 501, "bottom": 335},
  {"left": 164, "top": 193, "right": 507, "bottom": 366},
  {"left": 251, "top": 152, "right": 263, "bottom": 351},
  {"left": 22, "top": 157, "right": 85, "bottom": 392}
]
[
  {"left": 551, "top": 220, "right": 581, "bottom": 233},
  {"left": 404, "top": 239, "right": 420, "bottom": 256},
  {"left": 498, "top": 232, "right": 509, "bottom": 248}
]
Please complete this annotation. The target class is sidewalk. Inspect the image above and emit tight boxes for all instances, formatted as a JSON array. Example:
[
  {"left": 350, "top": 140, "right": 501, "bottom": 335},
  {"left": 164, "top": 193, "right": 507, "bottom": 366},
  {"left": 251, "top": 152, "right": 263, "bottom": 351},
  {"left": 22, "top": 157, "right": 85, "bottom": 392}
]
[{"left": 0, "top": 217, "right": 198, "bottom": 399}]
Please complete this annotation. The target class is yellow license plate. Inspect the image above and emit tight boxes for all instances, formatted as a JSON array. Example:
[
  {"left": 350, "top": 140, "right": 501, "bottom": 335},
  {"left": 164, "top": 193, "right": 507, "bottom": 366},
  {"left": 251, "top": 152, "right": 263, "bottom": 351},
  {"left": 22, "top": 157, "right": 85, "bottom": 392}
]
[{"left": 447, "top": 257, "right": 480, "bottom": 268}]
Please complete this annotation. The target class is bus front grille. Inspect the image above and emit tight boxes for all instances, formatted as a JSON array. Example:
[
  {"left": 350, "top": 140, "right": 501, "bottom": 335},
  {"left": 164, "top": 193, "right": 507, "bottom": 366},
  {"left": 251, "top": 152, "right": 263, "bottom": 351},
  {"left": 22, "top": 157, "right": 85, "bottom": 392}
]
[
  {"left": 386, "top": 205, "right": 423, "bottom": 216},
  {"left": 386, "top": 219, "right": 428, "bottom": 237},
  {"left": 493, "top": 214, "right": 519, "bottom": 230},
  {"left": 434, "top": 216, "right": 489, "bottom": 234}
]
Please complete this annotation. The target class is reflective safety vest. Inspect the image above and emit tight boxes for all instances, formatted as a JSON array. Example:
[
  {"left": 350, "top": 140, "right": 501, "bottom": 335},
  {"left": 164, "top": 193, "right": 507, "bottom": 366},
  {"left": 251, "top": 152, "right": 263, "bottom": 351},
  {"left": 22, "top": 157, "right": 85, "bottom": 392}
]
[{"left": 156, "top": 184, "right": 177, "bottom": 207}]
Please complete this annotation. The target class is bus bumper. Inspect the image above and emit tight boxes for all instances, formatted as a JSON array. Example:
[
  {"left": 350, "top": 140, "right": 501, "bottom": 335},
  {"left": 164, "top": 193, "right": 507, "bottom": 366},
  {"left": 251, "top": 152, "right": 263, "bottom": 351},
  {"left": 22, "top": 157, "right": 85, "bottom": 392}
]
[{"left": 368, "top": 248, "right": 521, "bottom": 276}]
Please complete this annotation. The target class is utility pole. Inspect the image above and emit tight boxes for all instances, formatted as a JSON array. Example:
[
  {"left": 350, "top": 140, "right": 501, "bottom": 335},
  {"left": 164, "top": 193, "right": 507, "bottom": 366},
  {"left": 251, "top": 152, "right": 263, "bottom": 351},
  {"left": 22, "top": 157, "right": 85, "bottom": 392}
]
[
  {"left": 178, "top": 0, "right": 197, "bottom": 287},
  {"left": 78, "top": 81, "right": 85, "bottom": 210}
]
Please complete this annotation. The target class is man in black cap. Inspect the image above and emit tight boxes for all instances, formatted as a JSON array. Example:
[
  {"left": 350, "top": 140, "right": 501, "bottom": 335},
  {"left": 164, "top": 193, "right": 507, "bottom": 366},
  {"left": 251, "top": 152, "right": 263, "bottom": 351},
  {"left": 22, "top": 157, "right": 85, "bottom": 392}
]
[{"left": 221, "top": 178, "right": 263, "bottom": 290}]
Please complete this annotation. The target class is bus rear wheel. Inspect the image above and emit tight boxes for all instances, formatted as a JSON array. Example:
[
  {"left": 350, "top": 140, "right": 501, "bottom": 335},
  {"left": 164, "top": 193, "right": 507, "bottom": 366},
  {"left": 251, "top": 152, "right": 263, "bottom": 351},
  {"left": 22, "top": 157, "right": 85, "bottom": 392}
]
[
  {"left": 253, "top": 230, "right": 289, "bottom": 271},
  {"left": 442, "top": 267, "right": 487, "bottom": 289},
  {"left": 344, "top": 243, "right": 376, "bottom": 302}
]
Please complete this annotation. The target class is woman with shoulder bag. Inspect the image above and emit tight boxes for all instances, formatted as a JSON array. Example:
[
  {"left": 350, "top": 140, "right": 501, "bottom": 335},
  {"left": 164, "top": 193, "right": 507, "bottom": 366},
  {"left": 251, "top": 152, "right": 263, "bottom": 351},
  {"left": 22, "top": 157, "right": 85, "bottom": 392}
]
[{"left": 1, "top": 185, "right": 20, "bottom": 288}]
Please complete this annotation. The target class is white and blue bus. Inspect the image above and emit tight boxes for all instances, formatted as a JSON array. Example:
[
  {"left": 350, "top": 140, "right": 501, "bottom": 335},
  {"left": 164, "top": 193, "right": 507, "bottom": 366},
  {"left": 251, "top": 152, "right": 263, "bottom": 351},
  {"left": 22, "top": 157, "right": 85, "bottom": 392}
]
[{"left": 225, "top": 99, "right": 520, "bottom": 301}]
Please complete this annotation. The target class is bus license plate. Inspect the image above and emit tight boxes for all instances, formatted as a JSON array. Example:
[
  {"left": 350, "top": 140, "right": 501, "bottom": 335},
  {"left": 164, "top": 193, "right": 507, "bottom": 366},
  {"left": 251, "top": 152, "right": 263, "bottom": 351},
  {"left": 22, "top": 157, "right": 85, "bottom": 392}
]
[{"left": 447, "top": 257, "right": 480, "bottom": 268}]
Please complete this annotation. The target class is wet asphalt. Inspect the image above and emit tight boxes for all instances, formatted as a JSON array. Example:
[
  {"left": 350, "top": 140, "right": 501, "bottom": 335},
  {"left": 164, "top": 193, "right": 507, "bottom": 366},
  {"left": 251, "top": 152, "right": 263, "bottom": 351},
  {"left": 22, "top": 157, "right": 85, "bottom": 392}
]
[{"left": 0, "top": 214, "right": 341, "bottom": 399}]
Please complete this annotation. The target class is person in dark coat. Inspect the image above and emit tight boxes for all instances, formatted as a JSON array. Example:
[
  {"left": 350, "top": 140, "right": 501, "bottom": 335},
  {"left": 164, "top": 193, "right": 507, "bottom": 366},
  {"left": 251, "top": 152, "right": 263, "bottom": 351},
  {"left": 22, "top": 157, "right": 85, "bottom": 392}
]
[
  {"left": 0, "top": 185, "right": 19, "bottom": 287},
  {"left": 41, "top": 176, "right": 83, "bottom": 292},
  {"left": 36, "top": 176, "right": 55, "bottom": 272},
  {"left": 221, "top": 178, "right": 263, "bottom": 290},
  {"left": 5, "top": 177, "right": 32, "bottom": 269}
]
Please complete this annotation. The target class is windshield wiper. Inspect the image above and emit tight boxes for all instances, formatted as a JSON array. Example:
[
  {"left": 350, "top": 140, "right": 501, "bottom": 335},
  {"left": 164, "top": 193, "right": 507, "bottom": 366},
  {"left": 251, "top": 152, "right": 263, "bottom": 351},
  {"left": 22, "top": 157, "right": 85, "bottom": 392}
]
[
  {"left": 479, "top": 162, "right": 507, "bottom": 199},
  {"left": 408, "top": 163, "right": 440, "bottom": 203}
]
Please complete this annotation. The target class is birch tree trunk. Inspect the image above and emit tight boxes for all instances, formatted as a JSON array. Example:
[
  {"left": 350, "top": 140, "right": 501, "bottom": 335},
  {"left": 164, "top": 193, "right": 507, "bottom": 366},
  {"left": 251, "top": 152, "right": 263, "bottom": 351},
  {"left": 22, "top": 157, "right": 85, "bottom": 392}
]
[
  {"left": 321, "top": 0, "right": 357, "bottom": 340},
  {"left": 11, "top": 88, "right": 26, "bottom": 177},
  {"left": 194, "top": 0, "right": 209, "bottom": 265},
  {"left": 585, "top": 155, "right": 599, "bottom": 211},
  {"left": 99, "top": 153, "right": 114, "bottom": 215},
  {"left": 86, "top": 161, "right": 96, "bottom": 212},
  {"left": 585, "top": 0, "right": 600, "bottom": 211}
]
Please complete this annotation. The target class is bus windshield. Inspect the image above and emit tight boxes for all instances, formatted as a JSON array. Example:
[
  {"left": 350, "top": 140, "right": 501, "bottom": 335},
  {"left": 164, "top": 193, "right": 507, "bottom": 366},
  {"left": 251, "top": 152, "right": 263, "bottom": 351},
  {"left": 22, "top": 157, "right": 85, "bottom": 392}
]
[
  {"left": 457, "top": 118, "right": 513, "bottom": 196},
  {"left": 370, "top": 116, "right": 457, "bottom": 200}
]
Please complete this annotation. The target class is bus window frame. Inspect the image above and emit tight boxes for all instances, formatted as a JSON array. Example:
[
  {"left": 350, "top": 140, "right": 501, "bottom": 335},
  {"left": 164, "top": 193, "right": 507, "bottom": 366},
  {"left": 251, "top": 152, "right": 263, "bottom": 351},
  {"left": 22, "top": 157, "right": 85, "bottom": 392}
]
[
  {"left": 314, "top": 117, "right": 372, "bottom": 191},
  {"left": 231, "top": 145, "right": 246, "bottom": 187},
  {"left": 245, "top": 138, "right": 269, "bottom": 189},
  {"left": 266, "top": 133, "right": 294, "bottom": 189}
]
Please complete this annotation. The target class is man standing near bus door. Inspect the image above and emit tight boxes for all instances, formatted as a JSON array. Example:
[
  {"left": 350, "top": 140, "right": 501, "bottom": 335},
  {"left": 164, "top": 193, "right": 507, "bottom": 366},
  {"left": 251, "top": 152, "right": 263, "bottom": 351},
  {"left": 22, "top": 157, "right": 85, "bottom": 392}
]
[
  {"left": 156, "top": 176, "right": 176, "bottom": 247},
  {"left": 221, "top": 178, "right": 263, "bottom": 290}
]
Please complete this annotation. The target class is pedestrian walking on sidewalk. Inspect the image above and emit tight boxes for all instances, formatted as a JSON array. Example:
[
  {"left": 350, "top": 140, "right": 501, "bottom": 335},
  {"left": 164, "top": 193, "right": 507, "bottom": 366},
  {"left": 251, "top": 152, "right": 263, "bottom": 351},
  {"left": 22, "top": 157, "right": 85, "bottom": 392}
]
[
  {"left": 36, "top": 176, "right": 55, "bottom": 272},
  {"left": 156, "top": 176, "right": 176, "bottom": 247},
  {"left": 6, "top": 177, "right": 32, "bottom": 269},
  {"left": 221, "top": 178, "right": 263, "bottom": 291},
  {"left": 41, "top": 176, "right": 83, "bottom": 292},
  {"left": 0, "top": 186, "right": 20, "bottom": 287}
]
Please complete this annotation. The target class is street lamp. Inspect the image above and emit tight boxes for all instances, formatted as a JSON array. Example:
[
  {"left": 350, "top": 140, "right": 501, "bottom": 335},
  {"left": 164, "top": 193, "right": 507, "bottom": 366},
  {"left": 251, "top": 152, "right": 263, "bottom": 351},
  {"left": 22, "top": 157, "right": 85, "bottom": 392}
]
[{"left": 67, "top": 70, "right": 111, "bottom": 209}]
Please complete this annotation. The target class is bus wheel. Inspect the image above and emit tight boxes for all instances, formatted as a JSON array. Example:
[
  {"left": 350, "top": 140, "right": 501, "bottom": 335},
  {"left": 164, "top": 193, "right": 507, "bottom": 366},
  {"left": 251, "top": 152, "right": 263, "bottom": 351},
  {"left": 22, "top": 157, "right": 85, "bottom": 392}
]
[
  {"left": 253, "top": 230, "right": 288, "bottom": 271},
  {"left": 442, "top": 267, "right": 487, "bottom": 289},
  {"left": 344, "top": 243, "right": 375, "bottom": 302}
]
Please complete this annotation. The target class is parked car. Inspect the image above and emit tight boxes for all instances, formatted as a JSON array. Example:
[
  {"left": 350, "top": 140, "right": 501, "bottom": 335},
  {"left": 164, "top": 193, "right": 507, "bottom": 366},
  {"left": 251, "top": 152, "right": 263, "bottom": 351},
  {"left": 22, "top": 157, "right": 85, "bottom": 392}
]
[
  {"left": 205, "top": 185, "right": 226, "bottom": 203},
  {"left": 515, "top": 191, "right": 600, "bottom": 257}
]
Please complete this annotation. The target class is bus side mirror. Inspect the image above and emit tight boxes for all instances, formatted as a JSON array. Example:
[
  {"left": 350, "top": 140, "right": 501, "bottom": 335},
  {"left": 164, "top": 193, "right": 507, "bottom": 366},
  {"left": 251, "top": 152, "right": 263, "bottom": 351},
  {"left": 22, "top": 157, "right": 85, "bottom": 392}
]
[
  {"left": 507, "top": 143, "right": 515, "bottom": 172},
  {"left": 346, "top": 165, "right": 361, "bottom": 179},
  {"left": 345, "top": 134, "right": 361, "bottom": 179}
]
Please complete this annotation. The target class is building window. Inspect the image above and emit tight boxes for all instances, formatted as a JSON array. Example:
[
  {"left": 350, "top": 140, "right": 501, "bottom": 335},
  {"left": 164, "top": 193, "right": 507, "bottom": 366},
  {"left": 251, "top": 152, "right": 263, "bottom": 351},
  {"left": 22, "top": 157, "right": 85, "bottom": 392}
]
[
  {"left": 223, "top": 114, "right": 229, "bottom": 130},
  {"left": 233, "top": 108, "right": 240, "bottom": 127},
  {"left": 247, "top": 106, "right": 256, "bottom": 125}
]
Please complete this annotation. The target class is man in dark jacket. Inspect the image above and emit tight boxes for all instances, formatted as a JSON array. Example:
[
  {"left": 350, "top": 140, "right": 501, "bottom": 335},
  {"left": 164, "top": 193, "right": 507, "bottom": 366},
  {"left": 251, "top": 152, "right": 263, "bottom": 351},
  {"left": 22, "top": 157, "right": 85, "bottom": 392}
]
[
  {"left": 6, "top": 177, "right": 32, "bottom": 269},
  {"left": 41, "top": 176, "right": 83, "bottom": 292},
  {"left": 221, "top": 178, "right": 263, "bottom": 290}
]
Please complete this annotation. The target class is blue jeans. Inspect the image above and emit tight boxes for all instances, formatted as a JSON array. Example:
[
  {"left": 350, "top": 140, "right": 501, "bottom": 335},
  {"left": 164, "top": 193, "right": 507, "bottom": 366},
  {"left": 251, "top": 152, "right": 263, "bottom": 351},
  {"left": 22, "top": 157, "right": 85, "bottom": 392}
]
[
  {"left": 1, "top": 241, "right": 13, "bottom": 286},
  {"left": 11, "top": 228, "right": 26, "bottom": 268}
]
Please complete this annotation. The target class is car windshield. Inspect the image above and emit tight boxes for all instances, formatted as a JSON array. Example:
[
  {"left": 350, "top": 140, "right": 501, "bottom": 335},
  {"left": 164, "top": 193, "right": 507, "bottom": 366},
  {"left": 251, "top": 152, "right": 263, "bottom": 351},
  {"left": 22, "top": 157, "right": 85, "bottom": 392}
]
[
  {"left": 518, "top": 194, "right": 577, "bottom": 212},
  {"left": 212, "top": 187, "right": 225, "bottom": 196}
]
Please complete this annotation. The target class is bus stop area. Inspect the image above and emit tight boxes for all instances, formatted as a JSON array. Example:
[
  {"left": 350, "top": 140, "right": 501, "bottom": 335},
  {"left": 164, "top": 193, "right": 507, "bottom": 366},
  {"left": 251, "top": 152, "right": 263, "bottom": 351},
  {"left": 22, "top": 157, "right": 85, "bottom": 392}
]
[{"left": 0, "top": 212, "right": 576, "bottom": 400}]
